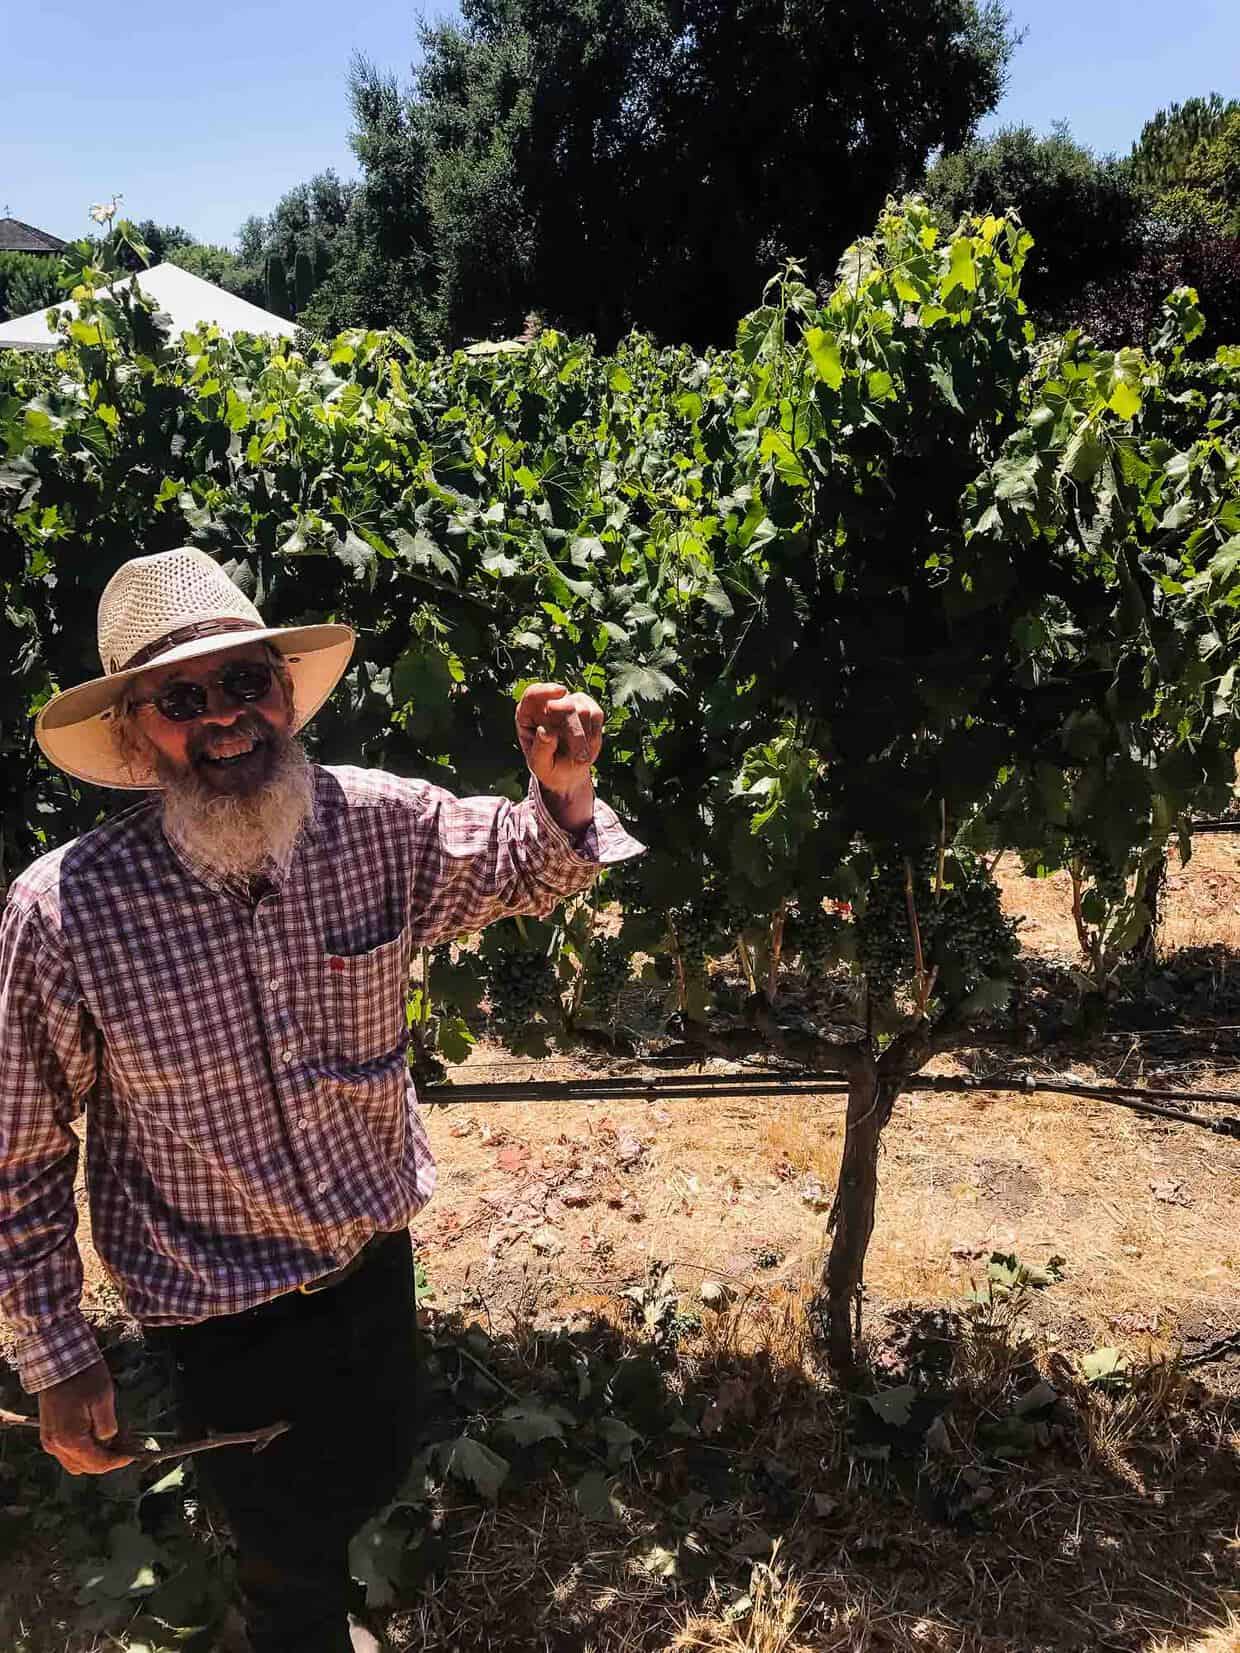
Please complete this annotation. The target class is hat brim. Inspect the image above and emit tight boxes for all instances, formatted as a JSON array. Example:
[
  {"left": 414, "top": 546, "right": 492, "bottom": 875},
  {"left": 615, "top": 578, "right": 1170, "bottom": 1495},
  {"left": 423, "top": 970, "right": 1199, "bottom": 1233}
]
[{"left": 36, "top": 623, "right": 357, "bottom": 790}]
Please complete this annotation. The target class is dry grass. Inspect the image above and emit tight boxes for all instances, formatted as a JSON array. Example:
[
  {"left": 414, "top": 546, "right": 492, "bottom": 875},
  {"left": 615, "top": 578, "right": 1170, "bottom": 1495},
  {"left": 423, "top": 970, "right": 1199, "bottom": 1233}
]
[
  {"left": 371, "top": 1275, "right": 1240, "bottom": 1653},
  {"left": 671, "top": 1547, "right": 810, "bottom": 1652},
  {"left": 4, "top": 1263, "right": 1238, "bottom": 1653},
  {"left": 1147, "top": 1611, "right": 1240, "bottom": 1653},
  {"left": 758, "top": 1097, "right": 843, "bottom": 1189}
]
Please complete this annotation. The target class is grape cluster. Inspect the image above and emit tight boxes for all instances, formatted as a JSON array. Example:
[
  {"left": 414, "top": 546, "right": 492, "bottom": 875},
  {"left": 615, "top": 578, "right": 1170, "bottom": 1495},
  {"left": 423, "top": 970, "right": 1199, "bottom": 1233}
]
[
  {"left": 856, "top": 851, "right": 1019, "bottom": 1005},
  {"left": 856, "top": 858, "right": 920, "bottom": 998},
  {"left": 484, "top": 949, "right": 558, "bottom": 1031},
  {"left": 670, "top": 903, "right": 714, "bottom": 973},
  {"left": 788, "top": 901, "right": 855, "bottom": 981},
  {"left": 583, "top": 934, "right": 633, "bottom": 1019},
  {"left": 1073, "top": 845, "right": 1128, "bottom": 906},
  {"left": 923, "top": 855, "right": 1019, "bottom": 998},
  {"left": 670, "top": 882, "right": 752, "bottom": 971}
]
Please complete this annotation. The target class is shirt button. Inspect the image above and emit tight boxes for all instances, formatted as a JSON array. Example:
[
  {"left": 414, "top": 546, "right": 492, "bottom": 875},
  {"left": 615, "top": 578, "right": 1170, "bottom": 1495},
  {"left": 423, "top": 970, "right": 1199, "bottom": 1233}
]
[
  {"left": 280, "top": 1049, "right": 294, "bottom": 1065},
  {"left": 296, "top": 1116, "right": 310, "bottom": 1130},
  {"left": 316, "top": 1180, "right": 329, "bottom": 1195},
  {"left": 269, "top": 978, "right": 281, "bottom": 992}
]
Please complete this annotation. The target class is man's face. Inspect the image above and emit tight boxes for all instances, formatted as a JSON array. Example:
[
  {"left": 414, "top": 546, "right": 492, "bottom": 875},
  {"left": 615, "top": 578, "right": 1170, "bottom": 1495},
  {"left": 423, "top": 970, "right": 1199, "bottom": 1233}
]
[{"left": 130, "top": 645, "right": 293, "bottom": 797}]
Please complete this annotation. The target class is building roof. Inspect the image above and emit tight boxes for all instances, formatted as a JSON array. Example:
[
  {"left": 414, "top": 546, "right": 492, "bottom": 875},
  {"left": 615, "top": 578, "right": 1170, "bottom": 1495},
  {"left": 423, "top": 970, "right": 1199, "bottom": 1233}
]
[
  {"left": 0, "top": 262, "right": 298, "bottom": 352},
  {"left": 0, "top": 217, "right": 69, "bottom": 255}
]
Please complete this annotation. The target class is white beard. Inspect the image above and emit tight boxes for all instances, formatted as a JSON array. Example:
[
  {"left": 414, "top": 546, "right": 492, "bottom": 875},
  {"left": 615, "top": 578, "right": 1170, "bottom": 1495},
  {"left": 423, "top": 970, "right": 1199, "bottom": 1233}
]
[{"left": 157, "top": 737, "right": 315, "bottom": 880}]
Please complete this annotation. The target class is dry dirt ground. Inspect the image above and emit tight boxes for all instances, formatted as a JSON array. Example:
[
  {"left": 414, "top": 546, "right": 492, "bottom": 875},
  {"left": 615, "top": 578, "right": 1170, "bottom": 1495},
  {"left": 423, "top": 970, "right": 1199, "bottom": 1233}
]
[
  {"left": 4, "top": 843, "right": 1240, "bottom": 1653},
  {"left": 407, "top": 839, "right": 1240, "bottom": 1369}
]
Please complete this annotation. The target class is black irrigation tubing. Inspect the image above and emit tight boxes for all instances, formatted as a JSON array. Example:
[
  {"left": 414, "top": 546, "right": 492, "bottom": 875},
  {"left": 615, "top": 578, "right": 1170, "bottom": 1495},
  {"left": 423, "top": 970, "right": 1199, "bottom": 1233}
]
[
  {"left": 1185, "top": 818, "right": 1240, "bottom": 834},
  {"left": 436, "top": 1075, "right": 850, "bottom": 1104},
  {"left": 1183, "top": 1328, "right": 1240, "bottom": 1368},
  {"left": 430, "top": 1069, "right": 1240, "bottom": 1139}
]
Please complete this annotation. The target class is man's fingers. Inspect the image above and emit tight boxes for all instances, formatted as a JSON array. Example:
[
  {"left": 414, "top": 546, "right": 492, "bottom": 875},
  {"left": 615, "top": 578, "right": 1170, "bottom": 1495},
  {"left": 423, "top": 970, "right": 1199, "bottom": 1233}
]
[
  {"left": 527, "top": 727, "right": 557, "bottom": 787},
  {"left": 517, "top": 684, "right": 605, "bottom": 777},
  {"left": 563, "top": 708, "right": 589, "bottom": 762},
  {"left": 42, "top": 1430, "right": 100, "bottom": 1475},
  {"left": 541, "top": 696, "right": 597, "bottom": 762},
  {"left": 88, "top": 1382, "right": 120, "bottom": 1443},
  {"left": 585, "top": 706, "right": 604, "bottom": 760},
  {"left": 45, "top": 1431, "right": 134, "bottom": 1475},
  {"left": 516, "top": 683, "right": 569, "bottom": 724}
]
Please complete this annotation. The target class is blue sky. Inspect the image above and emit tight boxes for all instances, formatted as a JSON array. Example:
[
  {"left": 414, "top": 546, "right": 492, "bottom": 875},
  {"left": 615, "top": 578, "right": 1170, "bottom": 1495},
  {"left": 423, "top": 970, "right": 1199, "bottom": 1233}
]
[{"left": 2, "top": 0, "right": 1237, "bottom": 250}]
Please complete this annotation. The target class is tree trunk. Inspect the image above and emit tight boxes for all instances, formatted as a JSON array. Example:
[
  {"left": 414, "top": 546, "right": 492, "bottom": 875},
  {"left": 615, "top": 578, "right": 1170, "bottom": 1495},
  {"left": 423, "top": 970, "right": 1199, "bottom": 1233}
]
[{"left": 823, "top": 1048, "right": 902, "bottom": 1375}]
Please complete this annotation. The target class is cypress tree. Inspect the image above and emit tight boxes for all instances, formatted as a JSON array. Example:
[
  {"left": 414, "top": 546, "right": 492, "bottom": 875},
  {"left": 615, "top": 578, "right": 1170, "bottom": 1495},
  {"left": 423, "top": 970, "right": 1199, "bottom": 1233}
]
[
  {"left": 293, "top": 248, "right": 315, "bottom": 314},
  {"left": 265, "top": 252, "right": 290, "bottom": 318}
]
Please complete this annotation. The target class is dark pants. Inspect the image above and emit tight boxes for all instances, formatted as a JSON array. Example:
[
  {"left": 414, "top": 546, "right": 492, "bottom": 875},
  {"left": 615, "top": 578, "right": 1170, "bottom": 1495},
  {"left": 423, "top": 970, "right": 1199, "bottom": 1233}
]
[{"left": 149, "top": 1229, "right": 418, "bottom": 1653}]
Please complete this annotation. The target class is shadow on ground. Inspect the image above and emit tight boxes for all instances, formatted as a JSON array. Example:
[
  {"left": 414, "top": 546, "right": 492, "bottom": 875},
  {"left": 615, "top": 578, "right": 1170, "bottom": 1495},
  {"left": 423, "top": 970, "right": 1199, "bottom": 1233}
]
[{"left": 2, "top": 1268, "right": 1238, "bottom": 1653}]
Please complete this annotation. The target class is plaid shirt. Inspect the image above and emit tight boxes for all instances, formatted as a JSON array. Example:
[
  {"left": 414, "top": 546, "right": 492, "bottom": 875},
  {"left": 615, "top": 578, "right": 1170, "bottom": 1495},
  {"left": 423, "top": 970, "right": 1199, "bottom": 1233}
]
[{"left": 0, "top": 765, "right": 642, "bottom": 1393}]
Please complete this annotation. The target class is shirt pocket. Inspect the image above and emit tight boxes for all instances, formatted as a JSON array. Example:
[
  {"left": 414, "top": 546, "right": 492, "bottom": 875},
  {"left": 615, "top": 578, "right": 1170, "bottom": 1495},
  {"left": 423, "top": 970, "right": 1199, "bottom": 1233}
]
[{"left": 316, "top": 927, "right": 412, "bottom": 1066}]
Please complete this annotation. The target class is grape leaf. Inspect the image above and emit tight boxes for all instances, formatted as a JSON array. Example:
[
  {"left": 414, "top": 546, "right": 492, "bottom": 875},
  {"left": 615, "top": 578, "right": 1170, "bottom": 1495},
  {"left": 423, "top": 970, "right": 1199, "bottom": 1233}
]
[
  {"left": 75, "top": 1523, "right": 164, "bottom": 1603},
  {"left": 610, "top": 659, "right": 681, "bottom": 706},
  {"left": 431, "top": 1435, "right": 510, "bottom": 1502},
  {"left": 349, "top": 1513, "right": 409, "bottom": 1608},
  {"left": 574, "top": 1470, "right": 626, "bottom": 1523},
  {"left": 864, "top": 1384, "right": 916, "bottom": 1428},
  {"left": 495, "top": 1403, "right": 574, "bottom": 1446},
  {"left": 805, "top": 328, "right": 844, "bottom": 390},
  {"left": 597, "top": 1415, "right": 641, "bottom": 1465}
]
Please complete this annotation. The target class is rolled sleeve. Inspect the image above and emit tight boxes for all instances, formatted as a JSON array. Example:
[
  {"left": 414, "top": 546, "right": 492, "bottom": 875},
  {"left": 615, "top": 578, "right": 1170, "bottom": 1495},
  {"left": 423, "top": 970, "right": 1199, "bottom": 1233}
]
[
  {"left": 407, "top": 775, "right": 645, "bottom": 945},
  {"left": 529, "top": 778, "right": 646, "bottom": 868}
]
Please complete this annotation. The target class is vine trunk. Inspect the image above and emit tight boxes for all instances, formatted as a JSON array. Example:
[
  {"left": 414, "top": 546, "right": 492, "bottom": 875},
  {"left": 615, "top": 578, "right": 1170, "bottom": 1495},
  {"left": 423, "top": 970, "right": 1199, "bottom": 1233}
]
[{"left": 823, "top": 1049, "right": 904, "bottom": 1375}]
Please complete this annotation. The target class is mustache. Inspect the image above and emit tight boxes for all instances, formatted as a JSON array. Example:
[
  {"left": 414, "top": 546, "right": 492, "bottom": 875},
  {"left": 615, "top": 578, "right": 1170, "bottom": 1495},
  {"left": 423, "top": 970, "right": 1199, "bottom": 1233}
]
[{"left": 187, "top": 711, "right": 281, "bottom": 764}]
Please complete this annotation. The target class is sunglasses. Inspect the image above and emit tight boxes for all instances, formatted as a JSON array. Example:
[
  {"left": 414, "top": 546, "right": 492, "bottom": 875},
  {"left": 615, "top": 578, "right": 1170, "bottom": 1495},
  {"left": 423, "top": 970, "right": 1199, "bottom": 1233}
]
[{"left": 132, "top": 661, "right": 276, "bottom": 724}]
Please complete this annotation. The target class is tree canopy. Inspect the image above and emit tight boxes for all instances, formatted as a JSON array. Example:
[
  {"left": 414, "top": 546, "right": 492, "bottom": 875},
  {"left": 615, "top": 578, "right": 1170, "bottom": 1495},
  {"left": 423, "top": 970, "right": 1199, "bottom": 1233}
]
[
  {"left": 220, "top": 170, "right": 358, "bottom": 317},
  {"left": 337, "top": 0, "right": 1014, "bottom": 347},
  {"left": 923, "top": 124, "right": 1142, "bottom": 321},
  {"left": 0, "top": 252, "right": 62, "bottom": 323},
  {"left": 1129, "top": 93, "right": 1240, "bottom": 192}
]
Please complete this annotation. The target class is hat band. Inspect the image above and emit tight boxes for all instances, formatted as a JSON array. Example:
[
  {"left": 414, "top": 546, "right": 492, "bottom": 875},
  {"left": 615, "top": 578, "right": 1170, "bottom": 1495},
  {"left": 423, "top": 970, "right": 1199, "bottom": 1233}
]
[{"left": 115, "top": 617, "right": 265, "bottom": 675}]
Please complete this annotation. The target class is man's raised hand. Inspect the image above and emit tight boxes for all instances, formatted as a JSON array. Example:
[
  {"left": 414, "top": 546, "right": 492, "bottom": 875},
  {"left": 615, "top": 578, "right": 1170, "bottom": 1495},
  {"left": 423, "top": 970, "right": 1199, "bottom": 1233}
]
[{"left": 515, "top": 683, "right": 603, "bottom": 831}]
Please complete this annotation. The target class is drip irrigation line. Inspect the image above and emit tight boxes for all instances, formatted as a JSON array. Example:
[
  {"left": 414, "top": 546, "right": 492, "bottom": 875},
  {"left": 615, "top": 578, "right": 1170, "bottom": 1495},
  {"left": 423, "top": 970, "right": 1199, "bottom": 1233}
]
[
  {"left": 1183, "top": 1328, "right": 1240, "bottom": 1368},
  {"left": 430, "top": 1068, "right": 1240, "bottom": 1139},
  {"left": 434, "top": 1075, "right": 849, "bottom": 1104},
  {"left": 913, "top": 1074, "right": 1240, "bottom": 1138},
  {"left": 1184, "top": 818, "right": 1240, "bottom": 834}
]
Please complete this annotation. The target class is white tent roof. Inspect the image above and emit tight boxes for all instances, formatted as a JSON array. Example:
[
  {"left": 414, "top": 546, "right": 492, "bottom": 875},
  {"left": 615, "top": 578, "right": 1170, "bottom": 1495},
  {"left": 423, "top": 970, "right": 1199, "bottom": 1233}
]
[{"left": 0, "top": 262, "right": 298, "bottom": 352}]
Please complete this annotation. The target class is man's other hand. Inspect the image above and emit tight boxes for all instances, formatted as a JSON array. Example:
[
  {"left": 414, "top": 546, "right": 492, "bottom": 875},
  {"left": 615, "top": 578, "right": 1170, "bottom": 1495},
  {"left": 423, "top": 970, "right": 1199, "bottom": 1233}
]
[{"left": 38, "top": 1360, "right": 136, "bottom": 1475}]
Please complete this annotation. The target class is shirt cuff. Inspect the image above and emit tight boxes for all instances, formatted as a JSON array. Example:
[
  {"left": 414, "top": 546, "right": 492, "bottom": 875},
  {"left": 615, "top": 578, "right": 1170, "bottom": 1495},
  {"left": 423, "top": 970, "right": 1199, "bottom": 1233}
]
[
  {"left": 529, "top": 777, "right": 646, "bottom": 867},
  {"left": 16, "top": 1310, "right": 102, "bottom": 1394}
]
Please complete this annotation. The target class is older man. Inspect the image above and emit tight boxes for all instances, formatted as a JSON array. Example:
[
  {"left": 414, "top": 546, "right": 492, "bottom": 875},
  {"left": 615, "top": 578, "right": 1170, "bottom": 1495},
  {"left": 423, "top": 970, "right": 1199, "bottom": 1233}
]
[{"left": 0, "top": 547, "right": 642, "bottom": 1652}]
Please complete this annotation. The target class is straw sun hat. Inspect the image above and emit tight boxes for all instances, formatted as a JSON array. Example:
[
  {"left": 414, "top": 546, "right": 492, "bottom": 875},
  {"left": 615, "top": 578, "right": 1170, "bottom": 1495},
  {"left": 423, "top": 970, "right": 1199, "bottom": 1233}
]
[{"left": 36, "top": 548, "right": 356, "bottom": 790}]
